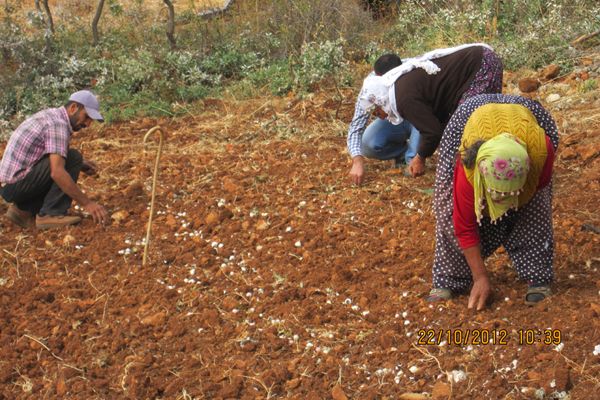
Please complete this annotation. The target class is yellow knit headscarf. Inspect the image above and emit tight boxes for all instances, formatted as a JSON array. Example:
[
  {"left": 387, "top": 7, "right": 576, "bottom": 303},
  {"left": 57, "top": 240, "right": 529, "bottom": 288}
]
[{"left": 459, "top": 103, "right": 548, "bottom": 218}]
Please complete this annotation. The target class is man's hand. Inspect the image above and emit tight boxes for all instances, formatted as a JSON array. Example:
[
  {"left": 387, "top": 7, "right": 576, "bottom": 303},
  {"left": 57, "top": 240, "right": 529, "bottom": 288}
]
[
  {"left": 408, "top": 154, "right": 425, "bottom": 177},
  {"left": 49, "top": 154, "right": 108, "bottom": 226},
  {"left": 81, "top": 159, "right": 99, "bottom": 176},
  {"left": 349, "top": 156, "right": 366, "bottom": 186},
  {"left": 83, "top": 201, "right": 108, "bottom": 225},
  {"left": 468, "top": 275, "right": 492, "bottom": 310}
]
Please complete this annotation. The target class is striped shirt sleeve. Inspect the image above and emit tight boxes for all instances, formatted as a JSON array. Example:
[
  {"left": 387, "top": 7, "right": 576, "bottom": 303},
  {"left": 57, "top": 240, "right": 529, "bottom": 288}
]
[
  {"left": 347, "top": 72, "right": 376, "bottom": 158},
  {"left": 346, "top": 101, "right": 370, "bottom": 158}
]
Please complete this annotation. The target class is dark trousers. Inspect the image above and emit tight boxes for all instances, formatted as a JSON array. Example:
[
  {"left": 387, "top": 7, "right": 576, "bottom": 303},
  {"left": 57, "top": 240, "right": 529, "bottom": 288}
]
[{"left": 0, "top": 149, "right": 82, "bottom": 216}]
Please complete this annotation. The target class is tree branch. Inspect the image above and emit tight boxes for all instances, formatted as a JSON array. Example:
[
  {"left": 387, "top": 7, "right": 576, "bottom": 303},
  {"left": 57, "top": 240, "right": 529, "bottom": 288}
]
[
  {"left": 163, "top": 0, "right": 176, "bottom": 50},
  {"left": 92, "top": 0, "right": 106, "bottom": 46},
  {"left": 571, "top": 29, "right": 600, "bottom": 46},
  {"left": 41, "top": 0, "right": 54, "bottom": 34}
]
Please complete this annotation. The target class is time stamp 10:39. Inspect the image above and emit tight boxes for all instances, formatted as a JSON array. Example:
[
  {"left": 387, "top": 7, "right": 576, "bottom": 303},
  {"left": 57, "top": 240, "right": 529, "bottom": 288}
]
[{"left": 416, "top": 329, "right": 562, "bottom": 346}]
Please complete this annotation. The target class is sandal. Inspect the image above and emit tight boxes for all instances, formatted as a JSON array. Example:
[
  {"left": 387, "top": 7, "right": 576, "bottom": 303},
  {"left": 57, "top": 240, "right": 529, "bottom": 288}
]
[
  {"left": 426, "top": 288, "right": 453, "bottom": 302},
  {"left": 525, "top": 285, "right": 552, "bottom": 306}
]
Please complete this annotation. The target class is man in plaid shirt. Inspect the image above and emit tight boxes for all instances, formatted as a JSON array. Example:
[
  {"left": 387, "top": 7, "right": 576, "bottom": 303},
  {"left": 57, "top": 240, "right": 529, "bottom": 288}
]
[
  {"left": 0, "top": 90, "right": 108, "bottom": 229},
  {"left": 347, "top": 54, "right": 421, "bottom": 186}
]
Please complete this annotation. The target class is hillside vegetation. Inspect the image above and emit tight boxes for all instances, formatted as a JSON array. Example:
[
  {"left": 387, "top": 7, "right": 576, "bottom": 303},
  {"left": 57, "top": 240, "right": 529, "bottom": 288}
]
[{"left": 1, "top": 0, "right": 598, "bottom": 136}]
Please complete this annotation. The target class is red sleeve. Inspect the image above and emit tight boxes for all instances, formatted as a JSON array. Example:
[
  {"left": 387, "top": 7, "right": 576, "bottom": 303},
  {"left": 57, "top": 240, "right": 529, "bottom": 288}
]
[
  {"left": 453, "top": 158, "right": 480, "bottom": 249},
  {"left": 537, "top": 135, "right": 555, "bottom": 189}
]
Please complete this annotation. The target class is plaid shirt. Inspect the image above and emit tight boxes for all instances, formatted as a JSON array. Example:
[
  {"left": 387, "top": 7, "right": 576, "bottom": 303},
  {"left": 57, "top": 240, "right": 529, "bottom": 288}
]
[
  {"left": 347, "top": 72, "right": 374, "bottom": 158},
  {"left": 0, "top": 107, "right": 72, "bottom": 184}
]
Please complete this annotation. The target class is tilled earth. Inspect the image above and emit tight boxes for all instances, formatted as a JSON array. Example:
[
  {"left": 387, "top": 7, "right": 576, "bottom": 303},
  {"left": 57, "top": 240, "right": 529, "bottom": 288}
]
[{"left": 0, "top": 55, "right": 599, "bottom": 399}]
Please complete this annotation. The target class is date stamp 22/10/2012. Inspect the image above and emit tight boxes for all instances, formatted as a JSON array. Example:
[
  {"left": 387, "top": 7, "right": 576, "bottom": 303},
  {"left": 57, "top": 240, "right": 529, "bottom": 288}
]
[{"left": 416, "top": 328, "right": 562, "bottom": 346}]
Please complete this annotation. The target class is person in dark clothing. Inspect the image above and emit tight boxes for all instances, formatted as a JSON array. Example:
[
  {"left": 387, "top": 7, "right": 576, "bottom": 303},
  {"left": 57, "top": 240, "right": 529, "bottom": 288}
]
[
  {"left": 347, "top": 54, "right": 421, "bottom": 185},
  {"left": 0, "top": 90, "right": 108, "bottom": 229},
  {"left": 358, "top": 43, "right": 503, "bottom": 177}
]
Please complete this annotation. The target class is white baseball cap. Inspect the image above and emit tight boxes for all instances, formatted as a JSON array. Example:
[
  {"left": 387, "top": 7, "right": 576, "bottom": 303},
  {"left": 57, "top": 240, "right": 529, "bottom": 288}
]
[{"left": 69, "top": 90, "right": 104, "bottom": 122}]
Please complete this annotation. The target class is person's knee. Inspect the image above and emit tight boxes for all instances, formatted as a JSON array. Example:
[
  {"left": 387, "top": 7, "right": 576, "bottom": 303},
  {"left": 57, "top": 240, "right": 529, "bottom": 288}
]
[
  {"left": 361, "top": 135, "right": 381, "bottom": 158},
  {"left": 66, "top": 149, "right": 83, "bottom": 170},
  {"left": 361, "top": 123, "right": 388, "bottom": 158}
]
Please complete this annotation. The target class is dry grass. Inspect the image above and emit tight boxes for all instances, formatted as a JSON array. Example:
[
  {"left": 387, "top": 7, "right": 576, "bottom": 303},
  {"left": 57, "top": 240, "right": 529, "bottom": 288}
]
[
  {"left": 42, "top": 0, "right": 225, "bottom": 12},
  {"left": 2, "top": 0, "right": 227, "bottom": 21}
]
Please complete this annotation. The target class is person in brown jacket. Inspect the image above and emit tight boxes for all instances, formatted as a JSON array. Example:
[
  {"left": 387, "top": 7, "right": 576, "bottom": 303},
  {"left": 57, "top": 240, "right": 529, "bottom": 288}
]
[{"left": 357, "top": 43, "right": 503, "bottom": 177}]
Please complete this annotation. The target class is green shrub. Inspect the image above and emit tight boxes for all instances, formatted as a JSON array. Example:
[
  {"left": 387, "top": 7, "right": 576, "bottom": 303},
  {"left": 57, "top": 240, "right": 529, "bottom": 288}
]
[
  {"left": 246, "top": 61, "right": 294, "bottom": 96},
  {"left": 1, "top": 0, "right": 598, "bottom": 135},
  {"left": 386, "top": 0, "right": 599, "bottom": 67},
  {"left": 200, "top": 43, "right": 261, "bottom": 80},
  {"left": 113, "top": 49, "right": 155, "bottom": 93},
  {"left": 295, "top": 39, "right": 348, "bottom": 91}
]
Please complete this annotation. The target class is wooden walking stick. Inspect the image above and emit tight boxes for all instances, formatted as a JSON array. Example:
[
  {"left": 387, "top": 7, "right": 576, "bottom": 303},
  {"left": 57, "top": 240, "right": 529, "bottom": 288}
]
[{"left": 142, "top": 126, "right": 165, "bottom": 266}]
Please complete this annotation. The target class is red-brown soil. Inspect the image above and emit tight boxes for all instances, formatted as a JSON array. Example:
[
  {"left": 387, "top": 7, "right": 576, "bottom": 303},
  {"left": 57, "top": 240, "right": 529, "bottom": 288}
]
[{"left": 1, "top": 55, "right": 599, "bottom": 399}]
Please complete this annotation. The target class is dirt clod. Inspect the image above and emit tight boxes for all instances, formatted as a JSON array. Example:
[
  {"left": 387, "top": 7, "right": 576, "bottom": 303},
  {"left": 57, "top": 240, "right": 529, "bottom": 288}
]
[{"left": 518, "top": 77, "right": 541, "bottom": 93}]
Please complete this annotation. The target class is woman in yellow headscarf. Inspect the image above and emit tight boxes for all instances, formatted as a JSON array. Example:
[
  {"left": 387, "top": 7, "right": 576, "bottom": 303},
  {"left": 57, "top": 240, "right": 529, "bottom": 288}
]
[{"left": 428, "top": 94, "right": 558, "bottom": 310}]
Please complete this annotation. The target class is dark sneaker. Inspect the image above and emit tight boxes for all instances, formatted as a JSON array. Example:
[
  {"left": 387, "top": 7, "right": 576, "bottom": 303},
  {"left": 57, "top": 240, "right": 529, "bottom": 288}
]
[
  {"left": 426, "top": 288, "right": 454, "bottom": 302},
  {"left": 525, "top": 285, "right": 551, "bottom": 306},
  {"left": 36, "top": 214, "right": 82, "bottom": 230},
  {"left": 6, "top": 204, "right": 35, "bottom": 228}
]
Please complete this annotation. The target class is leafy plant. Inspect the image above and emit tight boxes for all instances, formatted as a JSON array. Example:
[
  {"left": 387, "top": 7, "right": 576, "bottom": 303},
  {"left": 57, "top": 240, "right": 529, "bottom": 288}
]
[
  {"left": 579, "top": 78, "right": 598, "bottom": 93},
  {"left": 296, "top": 39, "right": 348, "bottom": 91},
  {"left": 246, "top": 61, "right": 294, "bottom": 96}
]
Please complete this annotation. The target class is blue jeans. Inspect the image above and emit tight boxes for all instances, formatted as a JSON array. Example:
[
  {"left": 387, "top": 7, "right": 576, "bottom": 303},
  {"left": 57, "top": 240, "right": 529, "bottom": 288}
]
[{"left": 361, "top": 118, "right": 420, "bottom": 164}]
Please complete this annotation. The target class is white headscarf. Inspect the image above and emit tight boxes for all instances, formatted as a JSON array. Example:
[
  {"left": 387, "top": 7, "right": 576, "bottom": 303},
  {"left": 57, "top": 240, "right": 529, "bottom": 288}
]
[{"left": 358, "top": 43, "right": 493, "bottom": 125}]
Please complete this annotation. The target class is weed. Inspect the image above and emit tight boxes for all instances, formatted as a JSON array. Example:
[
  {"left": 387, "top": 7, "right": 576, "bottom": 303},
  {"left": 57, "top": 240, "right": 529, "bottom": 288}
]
[{"left": 579, "top": 78, "right": 598, "bottom": 93}]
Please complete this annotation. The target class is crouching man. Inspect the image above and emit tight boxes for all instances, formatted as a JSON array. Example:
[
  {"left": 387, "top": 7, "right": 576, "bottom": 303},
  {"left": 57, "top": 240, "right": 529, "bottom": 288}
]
[{"left": 0, "top": 90, "right": 108, "bottom": 229}]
